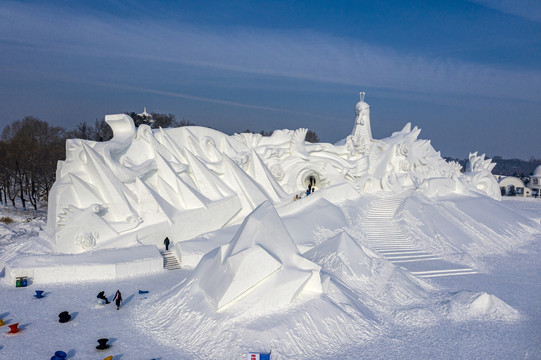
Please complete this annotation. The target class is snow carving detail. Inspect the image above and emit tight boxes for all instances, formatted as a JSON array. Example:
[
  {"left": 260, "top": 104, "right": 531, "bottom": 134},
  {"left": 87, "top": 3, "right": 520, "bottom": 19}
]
[
  {"left": 75, "top": 232, "right": 98, "bottom": 249},
  {"left": 464, "top": 152, "right": 501, "bottom": 200},
  {"left": 466, "top": 152, "right": 496, "bottom": 172}
]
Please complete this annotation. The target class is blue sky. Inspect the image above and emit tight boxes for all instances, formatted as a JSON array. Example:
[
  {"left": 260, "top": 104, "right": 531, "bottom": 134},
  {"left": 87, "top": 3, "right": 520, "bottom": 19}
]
[{"left": 1, "top": 0, "right": 540, "bottom": 159}]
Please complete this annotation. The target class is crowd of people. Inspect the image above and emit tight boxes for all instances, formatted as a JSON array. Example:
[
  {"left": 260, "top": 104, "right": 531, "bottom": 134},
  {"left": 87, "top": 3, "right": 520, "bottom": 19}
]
[{"left": 294, "top": 176, "right": 316, "bottom": 201}]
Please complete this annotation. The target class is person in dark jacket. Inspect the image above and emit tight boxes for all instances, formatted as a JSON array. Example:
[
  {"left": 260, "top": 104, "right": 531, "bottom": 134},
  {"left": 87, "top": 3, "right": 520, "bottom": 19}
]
[
  {"left": 164, "top": 237, "right": 170, "bottom": 251},
  {"left": 113, "top": 290, "right": 122, "bottom": 310},
  {"left": 97, "top": 291, "right": 109, "bottom": 304}
]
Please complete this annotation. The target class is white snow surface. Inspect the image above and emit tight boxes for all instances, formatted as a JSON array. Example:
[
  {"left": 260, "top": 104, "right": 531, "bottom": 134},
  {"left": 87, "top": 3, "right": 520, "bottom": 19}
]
[{"left": 1, "top": 197, "right": 540, "bottom": 359}]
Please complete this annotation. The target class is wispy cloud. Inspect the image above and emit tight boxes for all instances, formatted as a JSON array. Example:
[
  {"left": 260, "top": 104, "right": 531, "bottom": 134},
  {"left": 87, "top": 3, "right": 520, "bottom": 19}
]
[
  {"left": 468, "top": 0, "right": 541, "bottom": 23},
  {"left": 95, "top": 82, "right": 342, "bottom": 121},
  {"left": 1, "top": 1, "right": 540, "bottom": 104}
]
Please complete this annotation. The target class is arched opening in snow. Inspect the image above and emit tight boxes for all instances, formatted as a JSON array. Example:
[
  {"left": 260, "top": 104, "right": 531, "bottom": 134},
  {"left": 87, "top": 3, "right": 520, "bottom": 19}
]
[{"left": 298, "top": 170, "right": 322, "bottom": 191}]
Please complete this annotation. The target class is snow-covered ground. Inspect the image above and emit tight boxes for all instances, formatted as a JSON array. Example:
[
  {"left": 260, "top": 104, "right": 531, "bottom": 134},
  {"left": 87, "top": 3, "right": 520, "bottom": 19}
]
[{"left": 1, "top": 197, "right": 540, "bottom": 359}]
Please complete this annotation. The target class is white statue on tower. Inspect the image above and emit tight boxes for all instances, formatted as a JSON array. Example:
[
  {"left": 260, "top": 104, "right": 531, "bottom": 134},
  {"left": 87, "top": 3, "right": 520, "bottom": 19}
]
[{"left": 347, "top": 92, "right": 373, "bottom": 156}]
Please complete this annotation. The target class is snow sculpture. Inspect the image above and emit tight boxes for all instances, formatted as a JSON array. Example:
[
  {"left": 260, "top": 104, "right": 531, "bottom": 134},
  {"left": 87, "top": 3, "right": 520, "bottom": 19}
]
[
  {"left": 347, "top": 91, "right": 373, "bottom": 156},
  {"left": 186, "top": 201, "right": 322, "bottom": 312},
  {"left": 44, "top": 94, "right": 501, "bottom": 254},
  {"left": 463, "top": 152, "right": 501, "bottom": 200}
]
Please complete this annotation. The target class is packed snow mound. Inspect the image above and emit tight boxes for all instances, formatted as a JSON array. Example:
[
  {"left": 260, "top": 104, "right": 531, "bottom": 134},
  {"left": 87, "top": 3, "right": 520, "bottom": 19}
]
[
  {"left": 441, "top": 290, "right": 521, "bottom": 322},
  {"left": 304, "top": 231, "right": 375, "bottom": 280},
  {"left": 43, "top": 95, "right": 501, "bottom": 254},
  {"left": 280, "top": 197, "right": 350, "bottom": 252},
  {"left": 187, "top": 201, "right": 322, "bottom": 313},
  {"left": 0, "top": 214, "right": 50, "bottom": 277},
  {"left": 305, "top": 231, "right": 433, "bottom": 307},
  {"left": 138, "top": 204, "right": 386, "bottom": 358}
]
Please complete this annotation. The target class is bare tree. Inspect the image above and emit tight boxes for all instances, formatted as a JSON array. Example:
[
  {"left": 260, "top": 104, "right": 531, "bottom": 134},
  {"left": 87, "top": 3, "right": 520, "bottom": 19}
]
[
  {"left": 94, "top": 118, "right": 113, "bottom": 141},
  {"left": 305, "top": 129, "right": 320, "bottom": 143},
  {"left": 1, "top": 116, "right": 66, "bottom": 209}
]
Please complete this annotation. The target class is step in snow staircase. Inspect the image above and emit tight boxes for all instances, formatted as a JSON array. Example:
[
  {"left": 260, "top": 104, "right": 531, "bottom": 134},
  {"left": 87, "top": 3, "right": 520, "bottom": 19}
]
[
  {"left": 363, "top": 192, "right": 477, "bottom": 278},
  {"left": 161, "top": 250, "right": 181, "bottom": 270}
]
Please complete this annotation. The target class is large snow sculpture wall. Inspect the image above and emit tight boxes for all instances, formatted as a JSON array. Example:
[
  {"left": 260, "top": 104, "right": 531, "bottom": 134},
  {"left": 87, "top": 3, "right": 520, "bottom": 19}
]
[{"left": 44, "top": 94, "right": 500, "bottom": 253}]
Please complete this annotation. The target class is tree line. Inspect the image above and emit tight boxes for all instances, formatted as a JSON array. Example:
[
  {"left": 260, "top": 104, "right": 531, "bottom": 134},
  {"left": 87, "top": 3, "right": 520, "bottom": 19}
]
[
  {"left": 0, "top": 112, "right": 320, "bottom": 210},
  {"left": 445, "top": 156, "right": 541, "bottom": 181}
]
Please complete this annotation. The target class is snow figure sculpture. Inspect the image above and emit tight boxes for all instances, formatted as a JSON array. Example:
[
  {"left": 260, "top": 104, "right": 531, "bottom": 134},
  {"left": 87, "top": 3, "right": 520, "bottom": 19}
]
[{"left": 347, "top": 91, "right": 373, "bottom": 157}]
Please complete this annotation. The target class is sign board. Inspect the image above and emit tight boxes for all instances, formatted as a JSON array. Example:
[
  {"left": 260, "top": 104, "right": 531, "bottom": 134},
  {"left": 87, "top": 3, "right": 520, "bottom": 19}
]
[{"left": 248, "top": 353, "right": 270, "bottom": 360}]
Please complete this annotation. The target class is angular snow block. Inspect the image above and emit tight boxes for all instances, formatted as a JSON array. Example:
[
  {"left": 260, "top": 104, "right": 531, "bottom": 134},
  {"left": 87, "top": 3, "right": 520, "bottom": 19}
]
[
  {"left": 194, "top": 201, "right": 322, "bottom": 312},
  {"left": 5, "top": 246, "right": 163, "bottom": 284},
  {"left": 201, "top": 245, "right": 282, "bottom": 310}
]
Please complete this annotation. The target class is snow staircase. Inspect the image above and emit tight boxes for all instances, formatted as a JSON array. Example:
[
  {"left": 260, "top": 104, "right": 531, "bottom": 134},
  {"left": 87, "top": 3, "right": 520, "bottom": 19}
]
[
  {"left": 363, "top": 192, "right": 477, "bottom": 278},
  {"left": 161, "top": 250, "right": 181, "bottom": 270}
]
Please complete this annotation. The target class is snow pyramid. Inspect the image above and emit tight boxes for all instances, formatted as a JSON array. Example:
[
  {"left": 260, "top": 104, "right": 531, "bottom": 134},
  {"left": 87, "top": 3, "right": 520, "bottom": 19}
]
[
  {"left": 441, "top": 290, "right": 521, "bottom": 321},
  {"left": 193, "top": 201, "right": 322, "bottom": 312}
]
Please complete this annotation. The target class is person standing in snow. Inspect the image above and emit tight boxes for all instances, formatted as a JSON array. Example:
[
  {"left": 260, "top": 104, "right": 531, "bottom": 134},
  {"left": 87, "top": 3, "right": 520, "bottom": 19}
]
[
  {"left": 113, "top": 290, "right": 122, "bottom": 310},
  {"left": 164, "top": 237, "right": 170, "bottom": 251},
  {"left": 97, "top": 291, "right": 109, "bottom": 304}
]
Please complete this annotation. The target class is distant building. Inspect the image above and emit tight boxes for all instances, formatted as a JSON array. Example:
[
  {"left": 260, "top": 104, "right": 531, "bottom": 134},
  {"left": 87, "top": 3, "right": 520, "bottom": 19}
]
[
  {"left": 528, "top": 165, "right": 541, "bottom": 197},
  {"left": 496, "top": 175, "right": 530, "bottom": 197}
]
